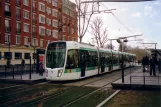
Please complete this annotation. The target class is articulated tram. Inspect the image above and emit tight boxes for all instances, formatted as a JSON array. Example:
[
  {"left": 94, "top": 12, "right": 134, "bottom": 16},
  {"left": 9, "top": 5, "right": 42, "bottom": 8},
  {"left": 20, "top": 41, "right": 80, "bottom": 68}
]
[{"left": 45, "top": 41, "right": 136, "bottom": 81}]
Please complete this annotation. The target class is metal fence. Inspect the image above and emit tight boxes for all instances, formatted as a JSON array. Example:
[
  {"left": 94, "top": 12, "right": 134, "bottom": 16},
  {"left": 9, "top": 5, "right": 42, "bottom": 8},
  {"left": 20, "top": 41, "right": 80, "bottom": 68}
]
[{"left": 0, "top": 64, "right": 37, "bottom": 79}]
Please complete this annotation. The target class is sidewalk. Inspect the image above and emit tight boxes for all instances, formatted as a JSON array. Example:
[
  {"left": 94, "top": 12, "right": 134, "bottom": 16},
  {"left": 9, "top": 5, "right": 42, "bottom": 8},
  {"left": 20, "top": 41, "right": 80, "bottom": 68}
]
[{"left": 111, "top": 67, "right": 161, "bottom": 89}]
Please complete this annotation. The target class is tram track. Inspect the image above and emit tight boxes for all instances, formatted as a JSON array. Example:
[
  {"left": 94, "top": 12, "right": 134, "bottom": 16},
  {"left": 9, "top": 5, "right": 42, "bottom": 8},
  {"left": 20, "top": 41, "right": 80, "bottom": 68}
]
[
  {"left": 6, "top": 66, "right": 140, "bottom": 107},
  {"left": 61, "top": 67, "right": 140, "bottom": 107}
]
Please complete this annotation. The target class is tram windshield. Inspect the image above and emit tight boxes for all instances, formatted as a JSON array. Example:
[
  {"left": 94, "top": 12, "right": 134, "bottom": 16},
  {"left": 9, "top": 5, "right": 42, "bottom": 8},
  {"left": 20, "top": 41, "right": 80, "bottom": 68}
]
[{"left": 46, "top": 42, "right": 66, "bottom": 68}]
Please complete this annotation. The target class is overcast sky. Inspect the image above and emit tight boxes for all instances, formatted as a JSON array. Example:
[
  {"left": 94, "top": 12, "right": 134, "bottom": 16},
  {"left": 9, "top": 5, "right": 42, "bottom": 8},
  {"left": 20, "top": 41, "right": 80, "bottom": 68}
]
[{"left": 70, "top": 0, "right": 161, "bottom": 50}]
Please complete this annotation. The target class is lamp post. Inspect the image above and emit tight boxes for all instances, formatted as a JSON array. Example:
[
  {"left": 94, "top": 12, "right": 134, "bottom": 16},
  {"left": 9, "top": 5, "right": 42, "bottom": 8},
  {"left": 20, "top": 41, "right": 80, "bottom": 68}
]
[{"left": 117, "top": 34, "right": 142, "bottom": 83}]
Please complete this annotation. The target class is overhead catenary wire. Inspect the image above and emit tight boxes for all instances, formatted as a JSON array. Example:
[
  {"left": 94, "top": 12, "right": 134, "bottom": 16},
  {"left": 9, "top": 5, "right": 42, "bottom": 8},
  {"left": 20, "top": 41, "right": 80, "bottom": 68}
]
[{"left": 101, "top": 3, "right": 133, "bottom": 34}]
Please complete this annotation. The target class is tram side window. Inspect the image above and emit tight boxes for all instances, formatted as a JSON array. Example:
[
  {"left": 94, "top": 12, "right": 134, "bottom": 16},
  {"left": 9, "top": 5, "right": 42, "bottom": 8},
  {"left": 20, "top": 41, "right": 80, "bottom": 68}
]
[{"left": 66, "top": 50, "right": 79, "bottom": 69}]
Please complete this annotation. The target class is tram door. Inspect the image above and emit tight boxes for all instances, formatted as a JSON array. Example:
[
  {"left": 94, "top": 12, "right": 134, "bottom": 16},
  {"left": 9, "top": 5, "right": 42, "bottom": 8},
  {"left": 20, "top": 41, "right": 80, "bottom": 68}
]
[
  {"left": 100, "top": 53, "right": 105, "bottom": 73},
  {"left": 80, "top": 50, "right": 86, "bottom": 77}
]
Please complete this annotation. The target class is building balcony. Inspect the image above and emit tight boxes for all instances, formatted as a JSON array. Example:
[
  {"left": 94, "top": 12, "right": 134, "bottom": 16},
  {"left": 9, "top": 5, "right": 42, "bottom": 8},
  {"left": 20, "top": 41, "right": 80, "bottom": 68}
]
[
  {"left": 16, "top": 29, "right": 21, "bottom": 34},
  {"left": 16, "top": 15, "right": 21, "bottom": 20},
  {"left": 5, "top": 27, "right": 11, "bottom": 33},
  {"left": 4, "top": 11, "right": 11, "bottom": 17}
]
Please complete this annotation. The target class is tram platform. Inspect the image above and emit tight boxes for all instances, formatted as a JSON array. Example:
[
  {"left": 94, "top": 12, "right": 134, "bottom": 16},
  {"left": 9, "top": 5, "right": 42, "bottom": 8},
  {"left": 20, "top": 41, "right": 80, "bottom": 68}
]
[
  {"left": 111, "top": 67, "right": 161, "bottom": 90},
  {"left": 0, "top": 73, "right": 46, "bottom": 84}
]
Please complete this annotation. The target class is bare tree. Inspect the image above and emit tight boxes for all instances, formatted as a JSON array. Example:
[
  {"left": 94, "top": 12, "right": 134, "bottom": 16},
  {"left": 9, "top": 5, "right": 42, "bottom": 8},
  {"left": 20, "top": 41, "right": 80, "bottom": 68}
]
[
  {"left": 75, "top": 0, "right": 96, "bottom": 43},
  {"left": 105, "top": 43, "right": 115, "bottom": 49},
  {"left": 90, "top": 16, "right": 108, "bottom": 48}
]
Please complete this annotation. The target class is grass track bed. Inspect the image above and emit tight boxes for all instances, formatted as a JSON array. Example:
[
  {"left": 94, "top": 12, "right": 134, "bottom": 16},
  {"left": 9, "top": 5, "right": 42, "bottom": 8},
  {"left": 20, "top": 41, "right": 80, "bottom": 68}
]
[
  {"left": 38, "top": 86, "right": 97, "bottom": 107},
  {"left": 67, "top": 88, "right": 116, "bottom": 107},
  {"left": 103, "top": 90, "right": 161, "bottom": 107},
  {"left": 0, "top": 84, "right": 65, "bottom": 106}
]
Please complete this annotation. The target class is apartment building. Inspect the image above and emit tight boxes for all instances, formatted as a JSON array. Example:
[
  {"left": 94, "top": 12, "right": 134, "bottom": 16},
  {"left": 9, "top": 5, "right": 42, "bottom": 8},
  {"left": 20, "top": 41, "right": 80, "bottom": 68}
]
[{"left": 0, "top": 0, "right": 78, "bottom": 65}]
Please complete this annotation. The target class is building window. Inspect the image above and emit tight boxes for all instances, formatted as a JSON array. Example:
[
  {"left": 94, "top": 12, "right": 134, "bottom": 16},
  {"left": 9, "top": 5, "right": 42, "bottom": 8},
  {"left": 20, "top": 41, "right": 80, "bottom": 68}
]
[
  {"left": 5, "top": 4, "right": 10, "bottom": 12},
  {"left": 52, "top": 0, "right": 57, "bottom": 7},
  {"left": 39, "top": 14, "right": 45, "bottom": 24},
  {"left": 15, "top": 53, "right": 22, "bottom": 59},
  {"left": 16, "top": 35, "right": 21, "bottom": 44},
  {"left": 23, "top": 23, "right": 29, "bottom": 32},
  {"left": 32, "top": 38, "right": 38, "bottom": 46},
  {"left": 63, "top": 35, "right": 66, "bottom": 41},
  {"left": 24, "top": 37, "right": 29, "bottom": 45},
  {"left": 16, "top": 8, "right": 21, "bottom": 20},
  {"left": 4, "top": 52, "right": 12, "bottom": 59},
  {"left": 24, "top": 53, "right": 30, "bottom": 59},
  {"left": 46, "top": 7, "right": 51, "bottom": 15},
  {"left": 33, "top": 26, "right": 36, "bottom": 32},
  {"left": 46, "top": 29, "right": 51, "bottom": 36},
  {"left": 52, "top": 30, "right": 58, "bottom": 38},
  {"left": 46, "top": 18, "right": 51, "bottom": 25},
  {"left": 40, "top": 39, "right": 44, "bottom": 47},
  {"left": 16, "top": 0, "right": 21, "bottom": 6},
  {"left": 23, "top": 0, "right": 29, "bottom": 6},
  {"left": 5, "top": 19, "right": 11, "bottom": 32},
  {"left": 72, "top": 28, "right": 74, "bottom": 34},
  {"left": 33, "top": 1, "right": 36, "bottom": 11},
  {"left": 63, "top": 26, "right": 66, "bottom": 32},
  {"left": 39, "top": 26, "right": 45, "bottom": 36},
  {"left": 16, "top": 22, "right": 21, "bottom": 32},
  {"left": 63, "top": 16, "right": 66, "bottom": 23},
  {"left": 5, "top": 35, "right": 10, "bottom": 43},
  {"left": 52, "top": 9, "right": 58, "bottom": 17},
  {"left": 39, "top": 2, "right": 45, "bottom": 12},
  {"left": 52, "top": 20, "right": 58, "bottom": 28},
  {"left": 23, "top": 10, "right": 29, "bottom": 19}
]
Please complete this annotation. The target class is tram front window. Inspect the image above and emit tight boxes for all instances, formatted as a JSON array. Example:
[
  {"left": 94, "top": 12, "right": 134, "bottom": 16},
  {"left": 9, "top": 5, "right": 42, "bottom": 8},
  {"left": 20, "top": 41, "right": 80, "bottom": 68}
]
[{"left": 46, "top": 42, "right": 66, "bottom": 68}]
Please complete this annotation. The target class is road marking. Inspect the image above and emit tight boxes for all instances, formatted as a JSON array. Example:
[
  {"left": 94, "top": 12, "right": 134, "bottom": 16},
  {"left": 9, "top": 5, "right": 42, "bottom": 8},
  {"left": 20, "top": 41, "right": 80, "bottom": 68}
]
[{"left": 96, "top": 90, "right": 120, "bottom": 107}]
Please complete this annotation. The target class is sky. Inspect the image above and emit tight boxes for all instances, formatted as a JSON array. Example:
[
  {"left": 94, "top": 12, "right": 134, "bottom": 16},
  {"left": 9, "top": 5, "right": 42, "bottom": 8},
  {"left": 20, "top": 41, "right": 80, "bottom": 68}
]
[{"left": 70, "top": 0, "right": 161, "bottom": 50}]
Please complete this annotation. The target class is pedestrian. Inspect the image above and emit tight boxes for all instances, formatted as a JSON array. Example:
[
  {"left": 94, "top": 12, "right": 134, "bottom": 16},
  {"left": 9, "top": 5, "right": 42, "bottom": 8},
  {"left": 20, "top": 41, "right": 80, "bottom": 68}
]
[
  {"left": 21, "top": 59, "right": 25, "bottom": 74},
  {"left": 39, "top": 62, "right": 43, "bottom": 76},
  {"left": 142, "top": 57, "right": 146, "bottom": 72},
  {"left": 158, "top": 58, "right": 161, "bottom": 73},
  {"left": 144, "top": 56, "right": 149, "bottom": 72},
  {"left": 150, "top": 56, "right": 156, "bottom": 76}
]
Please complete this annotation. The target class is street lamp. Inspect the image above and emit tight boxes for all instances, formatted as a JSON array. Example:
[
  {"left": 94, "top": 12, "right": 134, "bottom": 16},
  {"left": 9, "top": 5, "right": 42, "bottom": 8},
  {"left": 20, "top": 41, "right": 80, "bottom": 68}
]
[
  {"left": 117, "top": 34, "right": 142, "bottom": 83},
  {"left": 5, "top": 35, "right": 11, "bottom": 67},
  {"left": 24, "top": 43, "right": 32, "bottom": 79}
]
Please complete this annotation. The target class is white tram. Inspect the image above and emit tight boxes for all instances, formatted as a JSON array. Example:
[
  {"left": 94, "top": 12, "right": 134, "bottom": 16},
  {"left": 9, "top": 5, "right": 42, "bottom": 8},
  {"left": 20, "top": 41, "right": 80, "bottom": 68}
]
[{"left": 45, "top": 41, "right": 136, "bottom": 81}]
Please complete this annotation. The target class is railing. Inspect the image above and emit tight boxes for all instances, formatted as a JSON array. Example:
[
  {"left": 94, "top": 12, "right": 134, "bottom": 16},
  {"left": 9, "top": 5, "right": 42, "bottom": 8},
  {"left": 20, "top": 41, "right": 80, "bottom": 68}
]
[
  {"left": 0, "top": 64, "right": 37, "bottom": 80},
  {"left": 4, "top": 11, "right": 11, "bottom": 17},
  {"left": 130, "top": 76, "right": 161, "bottom": 85}
]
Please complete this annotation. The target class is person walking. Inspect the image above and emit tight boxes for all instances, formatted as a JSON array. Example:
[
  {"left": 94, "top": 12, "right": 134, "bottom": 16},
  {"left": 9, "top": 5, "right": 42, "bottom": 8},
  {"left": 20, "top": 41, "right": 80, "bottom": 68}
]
[
  {"left": 158, "top": 58, "right": 161, "bottom": 73},
  {"left": 142, "top": 57, "right": 146, "bottom": 72},
  {"left": 144, "top": 56, "right": 149, "bottom": 72},
  {"left": 150, "top": 56, "right": 156, "bottom": 76}
]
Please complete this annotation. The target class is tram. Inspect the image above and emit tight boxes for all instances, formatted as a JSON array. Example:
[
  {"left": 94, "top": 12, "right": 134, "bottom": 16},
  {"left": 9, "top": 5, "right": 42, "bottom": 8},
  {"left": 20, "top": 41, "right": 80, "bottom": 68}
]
[{"left": 45, "top": 41, "right": 136, "bottom": 81}]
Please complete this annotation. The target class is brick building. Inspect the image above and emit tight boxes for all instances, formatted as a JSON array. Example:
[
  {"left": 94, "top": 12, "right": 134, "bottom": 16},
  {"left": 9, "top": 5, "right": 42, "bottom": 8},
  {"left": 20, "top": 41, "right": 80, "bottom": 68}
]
[{"left": 0, "top": 0, "right": 78, "bottom": 65}]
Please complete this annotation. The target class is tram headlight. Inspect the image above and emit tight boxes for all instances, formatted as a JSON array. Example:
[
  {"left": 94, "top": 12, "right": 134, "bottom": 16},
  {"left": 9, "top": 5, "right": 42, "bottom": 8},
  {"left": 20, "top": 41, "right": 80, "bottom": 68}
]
[
  {"left": 58, "top": 70, "right": 63, "bottom": 77},
  {"left": 45, "top": 69, "right": 48, "bottom": 73}
]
